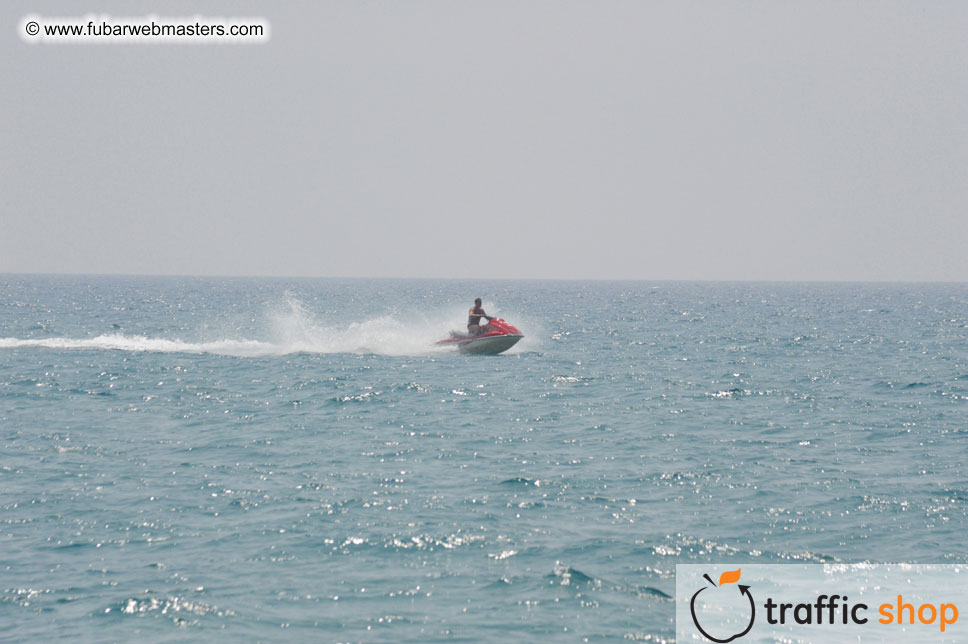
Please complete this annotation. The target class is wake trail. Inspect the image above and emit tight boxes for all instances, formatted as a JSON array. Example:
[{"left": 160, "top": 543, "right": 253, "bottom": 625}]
[
  {"left": 0, "top": 296, "right": 535, "bottom": 357},
  {"left": 0, "top": 319, "right": 451, "bottom": 357}
]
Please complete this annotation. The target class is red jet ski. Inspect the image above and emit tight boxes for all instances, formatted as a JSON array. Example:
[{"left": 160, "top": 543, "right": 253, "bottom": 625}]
[{"left": 436, "top": 318, "right": 524, "bottom": 355}]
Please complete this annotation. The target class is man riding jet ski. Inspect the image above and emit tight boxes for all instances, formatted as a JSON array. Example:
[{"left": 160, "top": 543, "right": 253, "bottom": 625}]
[
  {"left": 467, "top": 298, "right": 492, "bottom": 335},
  {"left": 436, "top": 298, "right": 524, "bottom": 355}
]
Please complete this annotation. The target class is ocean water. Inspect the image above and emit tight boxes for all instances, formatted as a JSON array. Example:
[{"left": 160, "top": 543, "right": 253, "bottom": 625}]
[{"left": 1, "top": 276, "right": 967, "bottom": 642}]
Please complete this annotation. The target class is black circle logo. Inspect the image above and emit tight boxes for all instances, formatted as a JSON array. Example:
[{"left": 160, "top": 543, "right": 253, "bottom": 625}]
[{"left": 689, "top": 570, "right": 755, "bottom": 643}]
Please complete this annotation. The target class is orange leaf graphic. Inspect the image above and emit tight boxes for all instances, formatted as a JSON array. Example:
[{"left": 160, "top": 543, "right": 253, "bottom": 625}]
[{"left": 718, "top": 568, "right": 741, "bottom": 585}]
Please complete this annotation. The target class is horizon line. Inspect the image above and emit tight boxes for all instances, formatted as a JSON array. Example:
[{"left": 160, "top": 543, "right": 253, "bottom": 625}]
[{"left": 2, "top": 270, "right": 967, "bottom": 285}]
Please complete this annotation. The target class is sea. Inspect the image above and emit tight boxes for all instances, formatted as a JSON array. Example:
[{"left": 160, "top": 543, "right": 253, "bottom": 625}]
[{"left": 1, "top": 275, "right": 966, "bottom": 642}]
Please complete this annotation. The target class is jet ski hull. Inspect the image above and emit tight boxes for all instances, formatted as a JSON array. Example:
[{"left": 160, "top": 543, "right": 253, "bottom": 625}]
[{"left": 455, "top": 333, "right": 523, "bottom": 355}]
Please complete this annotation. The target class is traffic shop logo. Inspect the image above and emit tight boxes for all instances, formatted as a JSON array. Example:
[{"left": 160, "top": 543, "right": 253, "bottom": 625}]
[{"left": 689, "top": 569, "right": 755, "bottom": 643}]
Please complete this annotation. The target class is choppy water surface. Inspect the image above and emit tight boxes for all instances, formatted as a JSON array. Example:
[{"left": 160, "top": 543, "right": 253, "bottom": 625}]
[{"left": 1, "top": 276, "right": 967, "bottom": 642}]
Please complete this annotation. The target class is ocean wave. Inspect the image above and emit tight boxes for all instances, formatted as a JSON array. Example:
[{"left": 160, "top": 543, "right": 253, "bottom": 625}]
[{"left": 112, "top": 593, "right": 236, "bottom": 621}]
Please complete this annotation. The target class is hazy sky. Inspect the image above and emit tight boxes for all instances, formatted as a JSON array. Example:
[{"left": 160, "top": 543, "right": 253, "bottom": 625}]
[{"left": 3, "top": 1, "right": 966, "bottom": 281}]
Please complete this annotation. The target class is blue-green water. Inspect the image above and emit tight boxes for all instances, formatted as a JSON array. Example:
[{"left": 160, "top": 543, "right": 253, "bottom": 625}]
[{"left": 2, "top": 276, "right": 967, "bottom": 642}]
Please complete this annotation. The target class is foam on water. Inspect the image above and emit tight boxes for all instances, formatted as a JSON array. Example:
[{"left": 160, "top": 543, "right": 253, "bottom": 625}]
[{"left": 0, "top": 334, "right": 277, "bottom": 356}]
